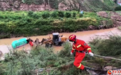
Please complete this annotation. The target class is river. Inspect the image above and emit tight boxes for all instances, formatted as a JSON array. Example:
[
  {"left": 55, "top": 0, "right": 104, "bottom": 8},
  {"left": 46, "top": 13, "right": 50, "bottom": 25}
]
[{"left": 0, "top": 27, "right": 121, "bottom": 55}]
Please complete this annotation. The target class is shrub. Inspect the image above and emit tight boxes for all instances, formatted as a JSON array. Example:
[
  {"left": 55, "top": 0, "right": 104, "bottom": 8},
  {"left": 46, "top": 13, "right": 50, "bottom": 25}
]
[
  {"left": 0, "top": 63, "right": 6, "bottom": 75},
  {"left": 58, "top": 11, "right": 64, "bottom": 17},
  {"left": 1, "top": 39, "right": 121, "bottom": 75},
  {"left": 32, "top": 13, "right": 41, "bottom": 18},
  {"left": 65, "top": 12, "right": 71, "bottom": 18},
  {"left": 72, "top": 12, "right": 76, "bottom": 17},
  {"left": 51, "top": 11, "right": 58, "bottom": 18},
  {"left": 28, "top": 11, "right": 34, "bottom": 17},
  {"left": 0, "top": 11, "right": 113, "bottom": 39},
  {"left": 89, "top": 35, "right": 121, "bottom": 56},
  {"left": 41, "top": 11, "right": 50, "bottom": 18},
  {"left": 79, "top": 14, "right": 83, "bottom": 17},
  {"left": 115, "top": 6, "right": 121, "bottom": 11},
  {"left": 58, "top": 42, "right": 72, "bottom": 57}
]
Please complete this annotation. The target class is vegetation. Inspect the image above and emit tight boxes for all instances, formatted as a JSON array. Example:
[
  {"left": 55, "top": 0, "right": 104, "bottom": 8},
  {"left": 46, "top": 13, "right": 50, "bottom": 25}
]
[
  {"left": 115, "top": 6, "right": 121, "bottom": 11},
  {"left": 0, "top": 0, "right": 120, "bottom": 74},
  {"left": 0, "top": 11, "right": 113, "bottom": 39},
  {"left": 89, "top": 35, "right": 121, "bottom": 56},
  {"left": 1, "top": 35, "right": 121, "bottom": 75}
]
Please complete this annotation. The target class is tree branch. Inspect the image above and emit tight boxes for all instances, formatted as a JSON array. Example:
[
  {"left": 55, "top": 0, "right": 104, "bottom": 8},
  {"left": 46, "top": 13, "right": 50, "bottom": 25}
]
[{"left": 94, "top": 54, "right": 121, "bottom": 61}]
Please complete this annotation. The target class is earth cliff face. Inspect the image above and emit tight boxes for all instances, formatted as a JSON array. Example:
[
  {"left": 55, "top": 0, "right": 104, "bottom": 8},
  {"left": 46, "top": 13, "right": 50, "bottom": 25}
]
[
  {"left": 0, "top": 1, "right": 52, "bottom": 11},
  {"left": 0, "top": 0, "right": 116, "bottom": 11},
  {"left": 0, "top": 0, "right": 72, "bottom": 11}
]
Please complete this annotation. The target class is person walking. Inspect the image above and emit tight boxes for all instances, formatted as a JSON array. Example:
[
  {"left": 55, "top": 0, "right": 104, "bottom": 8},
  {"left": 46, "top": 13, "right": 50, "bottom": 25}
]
[{"left": 69, "top": 34, "right": 94, "bottom": 71}]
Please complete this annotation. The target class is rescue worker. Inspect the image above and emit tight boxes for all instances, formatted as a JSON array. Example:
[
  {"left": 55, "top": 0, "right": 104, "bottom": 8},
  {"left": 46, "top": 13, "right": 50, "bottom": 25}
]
[
  {"left": 69, "top": 34, "right": 94, "bottom": 71},
  {"left": 27, "top": 38, "right": 34, "bottom": 46}
]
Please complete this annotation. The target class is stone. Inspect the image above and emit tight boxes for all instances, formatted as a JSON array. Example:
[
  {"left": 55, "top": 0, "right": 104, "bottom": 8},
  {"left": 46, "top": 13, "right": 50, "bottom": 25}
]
[
  {"left": 103, "top": 66, "right": 113, "bottom": 71},
  {"left": 88, "top": 25, "right": 95, "bottom": 30}
]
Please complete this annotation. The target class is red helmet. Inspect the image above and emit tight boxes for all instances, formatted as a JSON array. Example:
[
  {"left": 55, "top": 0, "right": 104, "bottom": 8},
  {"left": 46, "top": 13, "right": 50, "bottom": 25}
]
[{"left": 69, "top": 34, "right": 76, "bottom": 42}]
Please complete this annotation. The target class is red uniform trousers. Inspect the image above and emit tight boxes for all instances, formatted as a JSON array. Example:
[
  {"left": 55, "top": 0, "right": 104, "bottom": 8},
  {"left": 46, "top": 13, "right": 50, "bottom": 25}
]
[{"left": 73, "top": 52, "right": 85, "bottom": 70}]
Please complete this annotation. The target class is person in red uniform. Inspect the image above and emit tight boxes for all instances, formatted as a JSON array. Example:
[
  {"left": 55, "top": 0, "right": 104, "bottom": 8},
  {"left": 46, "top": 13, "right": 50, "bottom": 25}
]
[
  {"left": 27, "top": 38, "right": 34, "bottom": 47},
  {"left": 69, "top": 34, "right": 94, "bottom": 71}
]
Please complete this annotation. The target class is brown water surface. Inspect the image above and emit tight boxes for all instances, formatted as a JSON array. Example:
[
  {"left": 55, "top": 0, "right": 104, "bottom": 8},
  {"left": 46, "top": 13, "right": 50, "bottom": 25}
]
[{"left": 0, "top": 28, "right": 117, "bottom": 53}]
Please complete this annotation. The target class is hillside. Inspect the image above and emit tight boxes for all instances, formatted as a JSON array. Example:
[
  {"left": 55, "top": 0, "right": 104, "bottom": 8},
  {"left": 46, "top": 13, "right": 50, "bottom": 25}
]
[{"left": 0, "top": 0, "right": 117, "bottom": 11}]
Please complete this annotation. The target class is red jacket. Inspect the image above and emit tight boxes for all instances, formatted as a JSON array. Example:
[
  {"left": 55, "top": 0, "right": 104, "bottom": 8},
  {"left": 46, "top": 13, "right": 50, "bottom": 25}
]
[{"left": 71, "top": 39, "right": 92, "bottom": 53}]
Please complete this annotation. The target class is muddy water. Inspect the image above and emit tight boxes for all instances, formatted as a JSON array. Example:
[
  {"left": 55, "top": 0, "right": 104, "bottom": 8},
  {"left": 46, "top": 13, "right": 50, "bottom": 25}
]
[
  {"left": 0, "top": 28, "right": 115, "bottom": 45},
  {"left": 0, "top": 28, "right": 117, "bottom": 53}
]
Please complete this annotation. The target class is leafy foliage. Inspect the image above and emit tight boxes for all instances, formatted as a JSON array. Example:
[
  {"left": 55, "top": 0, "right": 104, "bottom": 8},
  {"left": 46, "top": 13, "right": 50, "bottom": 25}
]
[
  {"left": 0, "top": 11, "right": 113, "bottom": 39},
  {"left": 51, "top": 11, "right": 58, "bottom": 18},
  {"left": 115, "top": 6, "right": 121, "bottom": 11},
  {"left": 89, "top": 35, "right": 121, "bottom": 56},
  {"left": 0, "top": 42, "right": 79, "bottom": 75},
  {"left": 65, "top": 12, "right": 71, "bottom": 18},
  {"left": 58, "top": 11, "right": 64, "bottom": 17},
  {"left": 1, "top": 39, "right": 121, "bottom": 75},
  {"left": 41, "top": 11, "right": 50, "bottom": 19}
]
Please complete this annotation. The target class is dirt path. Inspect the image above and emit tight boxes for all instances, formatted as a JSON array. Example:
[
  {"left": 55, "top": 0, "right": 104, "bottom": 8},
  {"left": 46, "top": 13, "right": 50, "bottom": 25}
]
[{"left": 0, "top": 27, "right": 121, "bottom": 57}]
